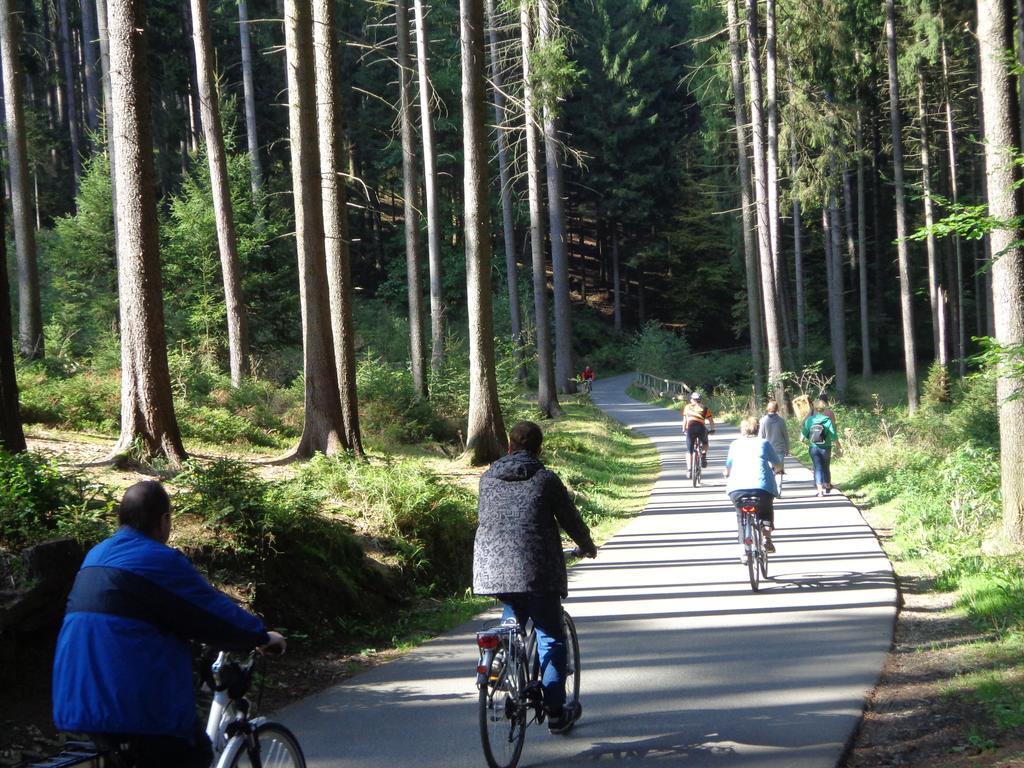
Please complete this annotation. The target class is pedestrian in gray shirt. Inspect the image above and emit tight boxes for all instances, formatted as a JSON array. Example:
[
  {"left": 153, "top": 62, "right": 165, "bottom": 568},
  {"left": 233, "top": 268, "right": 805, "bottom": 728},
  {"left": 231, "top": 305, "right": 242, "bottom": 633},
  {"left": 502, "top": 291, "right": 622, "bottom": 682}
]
[{"left": 758, "top": 400, "right": 789, "bottom": 494}]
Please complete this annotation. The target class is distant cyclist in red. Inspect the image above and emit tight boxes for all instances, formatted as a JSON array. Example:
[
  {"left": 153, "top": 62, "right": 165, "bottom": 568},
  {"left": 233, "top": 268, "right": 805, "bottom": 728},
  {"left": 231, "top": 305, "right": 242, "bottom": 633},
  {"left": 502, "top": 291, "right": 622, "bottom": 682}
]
[{"left": 579, "top": 366, "right": 595, "bottom": 394}]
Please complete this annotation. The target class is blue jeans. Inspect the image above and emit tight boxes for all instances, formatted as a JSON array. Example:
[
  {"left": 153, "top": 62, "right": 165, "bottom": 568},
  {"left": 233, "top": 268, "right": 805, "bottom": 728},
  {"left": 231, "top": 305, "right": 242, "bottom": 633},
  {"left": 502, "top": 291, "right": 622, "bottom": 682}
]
[
  {"left": 809, "top": 444, "right": 831, "bottom": 486},
  {"left": 500, "top": 593, "right": 567, "bottom": 713}
]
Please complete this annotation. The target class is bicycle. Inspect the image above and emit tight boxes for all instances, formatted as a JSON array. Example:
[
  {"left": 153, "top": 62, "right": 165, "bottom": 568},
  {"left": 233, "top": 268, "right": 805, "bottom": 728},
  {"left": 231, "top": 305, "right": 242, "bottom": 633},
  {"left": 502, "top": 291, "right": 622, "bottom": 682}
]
[
  {"left": 36, "top": 647, "right": 305, "bottom": 768},
  {"left": 579, "top": 377, "right": 593, "bottom": 396},
  {"left": 690, "top": 438, "right": 704, "bottom": 487},
  {"left": 474, "top": 551, "right": 583, "bottom": 768},
  {"left": 734, "top": 493, "right": 770, "bottom": 592}
]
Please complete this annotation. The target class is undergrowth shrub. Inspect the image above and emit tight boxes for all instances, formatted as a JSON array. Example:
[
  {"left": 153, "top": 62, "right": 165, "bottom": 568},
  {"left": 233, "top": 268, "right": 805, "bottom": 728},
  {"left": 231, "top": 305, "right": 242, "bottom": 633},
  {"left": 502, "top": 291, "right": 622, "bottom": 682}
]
[
  {"left": 16, "top": 363, "right": 120, "bottom": 432},
  {"left": 357, "top": 357, "right": 436, "bottom": 444},
  {"left": 299, "top": 455, "right": 477, "bottom": 594},
  {"left": 0, "top": 451, "right": 114, "bottom": 549},
  {"left": 173, "top": 459, "right": 393, "bottom": 635}
]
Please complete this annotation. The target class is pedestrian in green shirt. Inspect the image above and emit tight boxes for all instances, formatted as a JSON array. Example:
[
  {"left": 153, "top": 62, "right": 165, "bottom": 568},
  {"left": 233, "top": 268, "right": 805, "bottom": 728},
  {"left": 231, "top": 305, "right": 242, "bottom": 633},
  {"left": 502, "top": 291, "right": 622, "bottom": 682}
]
[{"left": 800, "top": 399, "right": 839, "bottom": 496}]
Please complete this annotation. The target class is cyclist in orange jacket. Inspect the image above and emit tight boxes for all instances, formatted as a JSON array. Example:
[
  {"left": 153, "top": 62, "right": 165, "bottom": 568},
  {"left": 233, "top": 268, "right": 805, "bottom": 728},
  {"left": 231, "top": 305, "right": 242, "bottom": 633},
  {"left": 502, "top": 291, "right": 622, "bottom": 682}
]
[{"left": 682, "top": 391, "right": 715, "bottom": 479}]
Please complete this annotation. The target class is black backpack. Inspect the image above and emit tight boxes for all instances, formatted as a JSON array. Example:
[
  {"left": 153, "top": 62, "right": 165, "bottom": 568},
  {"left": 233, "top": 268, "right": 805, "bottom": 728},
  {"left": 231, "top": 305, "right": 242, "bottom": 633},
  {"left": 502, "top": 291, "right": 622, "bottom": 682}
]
[{"left": 809, "top": 421, "right": 827, "bottom": 446}]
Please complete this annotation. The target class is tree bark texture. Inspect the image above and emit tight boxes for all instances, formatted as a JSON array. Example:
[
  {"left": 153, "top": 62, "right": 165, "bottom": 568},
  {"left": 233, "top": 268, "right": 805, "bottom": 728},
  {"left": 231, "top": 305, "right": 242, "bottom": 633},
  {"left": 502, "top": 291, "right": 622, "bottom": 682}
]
[
  {"left": 313, "top": 0, "right": 362, "bottom": 455},
  {"left": 238, "top": 0, "right": 263, "bottom": 199},
  {"left": 413, "top": 0, "right": 445, "bottom": 378},
  {"left": 942, "top": 31, "right": 966, "bottom": 376},
  {"left": 396, "top": 0, "right": 427, "bottom": 398},
  {"left": 0, "top": 197, "right": 26, "bottom": 452},
  {"left": 107, "top": 0, "right": 186, "bottom": 464},
  {"left": 918, "top": 71, "right": 948, "bottom": 365},
  {"left": 612, "top": 225, "right": 622, "bottom": 331},
  {"left": 190, "top": 0, "right": 250, "bottom": 387},
  {"left": 885, "top": 0, "right": 920, "bottom": 411},
  {"left": 461, "top": 0, "right": 507, "bottom": 464},
  {"left": 726, "top": 0, "right": 763, "bottom": 397},
  {"left": 181, "top": 0, "right": 202, "bottom": 153},
  {"left": 828, "top": 190, "right": 848, "bottom": 398},
  {"left": 284, "top": 0, "right": 347, "bottom": 458},
  {"left": 485, "top": 0, "right": 525, "bottom": 380},
  {"left": 521, "top": 1, "right": 559, "bottom": 417},
  {"left": 57, "top": 0, "right": 82, "bottom": 191},
  {"left": 81, "top": 0, "right": 101, "bottom": 133},
  {"left": 538, "top": 0, "right": 574, "bottom": 395},
  {"left": 95, "top": 0, "right": 119, "bottom": 250},
  {"left": 745, "top": 0, "right": 785, "bottom": 405},
  {"left": 978, "top": 0, "right": 1024, "bottom": 545},
  {"left": 791, "top": 130, "right": 805, "bottom": 358},
  {"left": 856, "top": 110, "right": 872, "bottom": 378},
  {"left": 0, "top": 0, "right": 44, "bottom": 359}
]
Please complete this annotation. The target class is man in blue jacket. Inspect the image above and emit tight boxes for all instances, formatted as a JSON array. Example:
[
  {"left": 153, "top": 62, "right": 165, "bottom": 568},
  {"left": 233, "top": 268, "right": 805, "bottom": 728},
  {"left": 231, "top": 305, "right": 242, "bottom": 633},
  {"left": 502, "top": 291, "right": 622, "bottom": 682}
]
[{"left": 52, "top": 481, "right": 285, "bottom": 767}]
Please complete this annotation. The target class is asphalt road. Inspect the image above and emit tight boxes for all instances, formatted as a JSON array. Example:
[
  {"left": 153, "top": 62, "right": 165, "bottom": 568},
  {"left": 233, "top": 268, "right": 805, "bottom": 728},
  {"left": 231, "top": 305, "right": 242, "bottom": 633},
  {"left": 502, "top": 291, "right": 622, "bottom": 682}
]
[{"left": 281, "top": 373, "right": 897, "bottom": 767}]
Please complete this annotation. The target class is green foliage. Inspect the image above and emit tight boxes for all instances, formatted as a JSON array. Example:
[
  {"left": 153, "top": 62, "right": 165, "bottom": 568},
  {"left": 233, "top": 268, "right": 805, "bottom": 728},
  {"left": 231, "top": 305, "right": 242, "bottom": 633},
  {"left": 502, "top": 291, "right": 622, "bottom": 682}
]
[
  {"left": 356, "top": 357, "right": 437, "bottom": 444},
  {"left": 298, "top": 455, "right": 477, "bottom": 594},
  {"left": 40, "top": 152, "right": 117, "bottom": 354},
  {"left": 15, "top": 362, "right": 120, "bottom": 433},
  {"left": 922, "top": 360, "right": 953, "bottom": 407},
  {"left": 175, "top": 459, "right": 318, "bottom": 557},
  {"left": 630, "top": 322, "right": 691, "bottom": 379},
  {"left": 0, "top": 450, "right": 115, "bottom": 549}
]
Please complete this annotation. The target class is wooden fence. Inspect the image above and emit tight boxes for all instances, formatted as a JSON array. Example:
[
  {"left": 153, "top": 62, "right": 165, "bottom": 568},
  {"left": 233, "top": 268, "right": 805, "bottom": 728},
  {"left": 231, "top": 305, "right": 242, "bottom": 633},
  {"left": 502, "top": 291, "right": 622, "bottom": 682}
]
[{"left": 634, "top": 371, "right": 692, "bottom": 400}]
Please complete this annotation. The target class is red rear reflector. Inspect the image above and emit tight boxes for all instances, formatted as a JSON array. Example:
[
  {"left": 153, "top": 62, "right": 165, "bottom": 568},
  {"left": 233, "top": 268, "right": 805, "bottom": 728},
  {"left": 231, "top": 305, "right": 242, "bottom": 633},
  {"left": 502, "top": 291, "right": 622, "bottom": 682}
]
[
  {"left": 741, "top": 506, "right": 756, "bottom": 513},
  {"left": 477, "top": 633, "right": 499, "bottom": 649},
  {"left": 477, "top": 665, "right": 488, "bottom": 674}
]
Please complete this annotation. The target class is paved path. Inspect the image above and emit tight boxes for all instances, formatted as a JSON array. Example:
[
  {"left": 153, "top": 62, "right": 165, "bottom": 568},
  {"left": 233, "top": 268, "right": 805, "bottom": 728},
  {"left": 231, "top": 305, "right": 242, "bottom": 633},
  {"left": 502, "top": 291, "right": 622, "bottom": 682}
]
[{"left": 282, "top": 374, "right": 896, "bottom": 767}]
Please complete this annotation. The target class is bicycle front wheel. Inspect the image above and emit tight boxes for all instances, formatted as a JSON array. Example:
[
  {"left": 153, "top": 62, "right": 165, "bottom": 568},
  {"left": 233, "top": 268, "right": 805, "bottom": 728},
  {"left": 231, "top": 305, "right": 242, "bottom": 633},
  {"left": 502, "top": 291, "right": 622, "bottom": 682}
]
[
  {"left": 479, "top": 662, "right": 527, "bottom": 768},
  {"left": 224, "top": 721, "right": 305, "bottom": 768},
  {"left": 563, "top": 611, "right": 581, "bottom": 707},
  {"left": 691, "top": 448, "right": 701, "bottom": 487},
  {"left": 758, "top": 523, "right": 769, "bottom": 580}
]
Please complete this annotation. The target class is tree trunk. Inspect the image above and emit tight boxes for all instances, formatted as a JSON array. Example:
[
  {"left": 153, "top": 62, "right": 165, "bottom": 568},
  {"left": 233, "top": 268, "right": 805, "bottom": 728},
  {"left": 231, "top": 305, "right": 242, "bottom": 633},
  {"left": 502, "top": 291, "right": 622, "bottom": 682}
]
[
  {"left": 521, "top": 1, "right": 559, "bottom": 417},
  {"left": 791, "top": 131, "right": 805, "bottom": 359},
  {"left": 238, "top": 0, "right": 263, "bottom": 200},
  {"left": 979, "top": 0, "right": 1024, "bottom": 545},
  {"left": 856, "top": 109, "right": 872, "bottom": 378},
  {"left": 461, "top": 0, "right": 507, "bottom": 464},
  {"left": 396, "top": 0, "right": 427, "bottom": 398},
  {"left": 745, "top": 0, "right": 785, "bottom": 406},
  {"left": 942, "top": 29, "right": 966, "bottom": 377},
  {"left": 828, "top": 189, "right": 848, "bottom": 398},
  {"left": 181, "top": 1, "right": 201, "bottom": 154},
  {"left": 0, "top": 197, "right": 25, "bottom": 453},
  {"left": 612, "top": 225, "right": 622, "bottom": 332},
  {"left": 190, "top": 0, "right": 250, "bottom": 387},
  {"left": 107, "top": 0, "right": 186, "bottom": 465},
  {"left": 313, "top": 0, "right": 362, "bottom": 456},
  {"left": 537, "top": 0, "right": 574, "bottom": 395},
  {"left": 919, "top": 70, "right": 948, "bottom": 365},
  {"left": 885, "top": 0, "right": 920, "bottom": 412},
  {"left": 81, "top": 0, "right": 100, "bottom": 133},
  {"left": 726, "top": 0, "right": 763, "bottom": 398},
  {"left": 0, "top": 0, "right": 44, "bottom": 359},
  {"left": 57, "top": 0, "right": 81, "bottom": 192},
  {"left": 764, "top": 0, "right": 793, "bottom": 359},
  {"left": 95, "top": 0, "right": 118, "bottom": 250},
  {"left": 412, "top": 0, "right": 445, "bottom": 378},
  {"left": 485, "top": 0, "right": 525, "bottom": 380},
  {"left": 284, "top": 0, "right": 347, "bottom": 458}
]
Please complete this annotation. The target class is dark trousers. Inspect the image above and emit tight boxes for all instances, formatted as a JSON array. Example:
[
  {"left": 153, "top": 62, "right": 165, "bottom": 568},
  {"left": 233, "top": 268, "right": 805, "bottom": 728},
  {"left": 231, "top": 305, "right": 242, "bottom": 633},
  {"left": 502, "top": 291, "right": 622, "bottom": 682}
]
[
  {"left": 809, "top": 444, "right": 832, "bottom": 486},
  {"left": 499, "top": 592, "right": 568, "bottom": 713},
  {"left": 729, "top": 490, "right": 775, "bottom": 545},
  {"left": 94, "top": 721, "right": 212, "bottom": 768}
]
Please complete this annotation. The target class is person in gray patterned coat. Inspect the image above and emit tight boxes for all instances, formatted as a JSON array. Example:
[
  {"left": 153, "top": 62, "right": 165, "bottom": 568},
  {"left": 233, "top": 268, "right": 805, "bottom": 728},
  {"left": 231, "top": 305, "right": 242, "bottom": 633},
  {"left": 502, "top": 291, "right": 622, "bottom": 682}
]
[{"left": 473, "top": 421, "right": 597, "bottom": 735}]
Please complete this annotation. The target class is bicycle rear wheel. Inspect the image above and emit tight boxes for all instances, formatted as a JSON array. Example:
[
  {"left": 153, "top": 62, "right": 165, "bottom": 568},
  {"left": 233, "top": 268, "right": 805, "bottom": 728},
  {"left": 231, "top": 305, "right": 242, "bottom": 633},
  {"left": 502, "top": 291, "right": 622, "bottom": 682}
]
[
  {"left": 563, "top": 611, "right": 581, "bottom": 707},
  {"left": 691, "top": 447, "right": 701, "bottom": 487},
  {"left": 749, "top": 524, "right": 765, "bottom": 593},
  {"left": 225, "top": 721, "right": 305, "bottom": 768},
  {"left": 758, "top": 521, "right": 769, "bottom": 579},
  {"left": 479, "top": 657, "right": 527, "bottom": 768}
]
